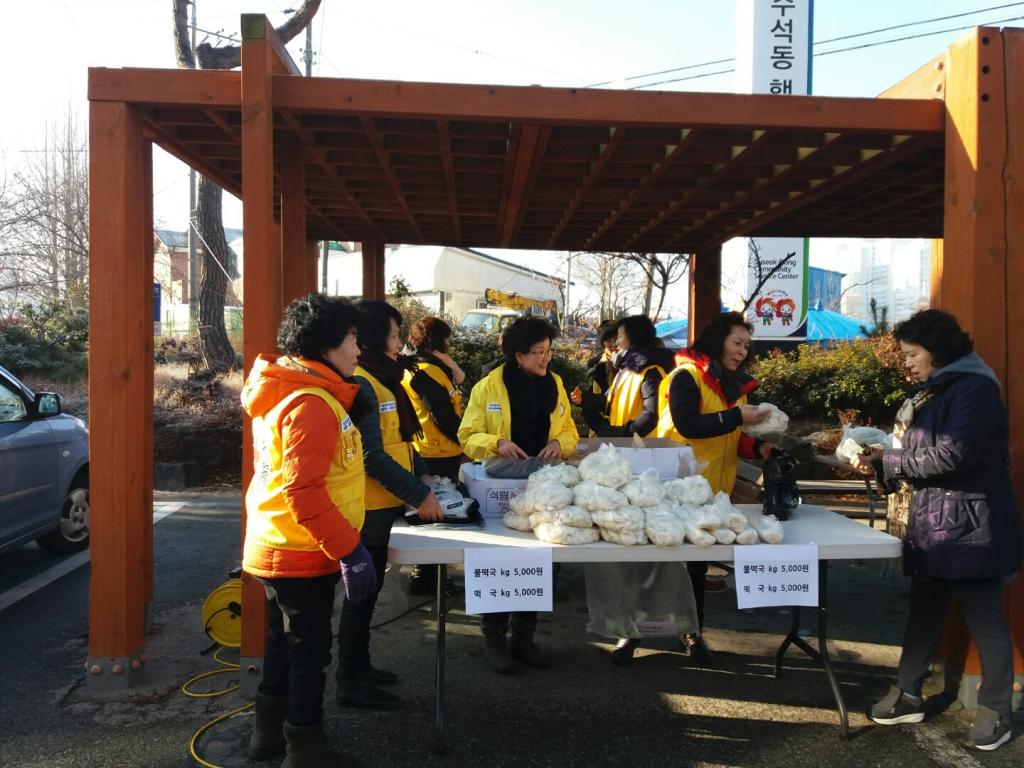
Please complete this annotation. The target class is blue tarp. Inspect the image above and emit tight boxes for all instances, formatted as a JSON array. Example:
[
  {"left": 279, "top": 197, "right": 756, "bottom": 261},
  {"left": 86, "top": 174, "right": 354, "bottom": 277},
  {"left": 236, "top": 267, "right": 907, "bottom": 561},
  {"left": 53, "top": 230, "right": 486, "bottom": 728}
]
[{"left": 656, "top": 307, "right": 864, "bottom": 348}]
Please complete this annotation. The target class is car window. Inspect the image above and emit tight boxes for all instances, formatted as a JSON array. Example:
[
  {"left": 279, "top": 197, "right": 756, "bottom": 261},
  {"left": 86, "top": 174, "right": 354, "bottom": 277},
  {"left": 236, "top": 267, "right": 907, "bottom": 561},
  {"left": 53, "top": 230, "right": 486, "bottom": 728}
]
[{"left": 0, "top": 380, "right": 27, "bottom": 423}]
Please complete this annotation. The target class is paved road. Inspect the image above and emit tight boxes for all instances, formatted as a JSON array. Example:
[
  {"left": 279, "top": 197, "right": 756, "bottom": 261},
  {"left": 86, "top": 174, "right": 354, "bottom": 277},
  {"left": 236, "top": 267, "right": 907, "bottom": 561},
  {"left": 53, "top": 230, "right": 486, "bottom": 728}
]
[{"left": 0, "top": 495, "right": 1020, "bottom": 767}]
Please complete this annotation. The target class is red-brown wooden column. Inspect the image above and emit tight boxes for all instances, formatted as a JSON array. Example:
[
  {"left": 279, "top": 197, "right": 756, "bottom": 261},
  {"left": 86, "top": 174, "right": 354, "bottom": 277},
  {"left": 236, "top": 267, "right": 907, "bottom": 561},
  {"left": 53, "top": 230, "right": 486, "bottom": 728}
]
[
  {"left": 239, "top": 14, "right": 281, "bottom": 692},
  {"left": 362, "top": 238, "right": 386, "bottom": 299},
  {"left": 305, "top": 239, "right": 320, "bottom": 295},
  {"left": 87, "top": 101, "right": 153, "bottom": 690},
  {"left": 688, "top": 247, "right": 721, "bottom": 346},
  {"left": 281, "top": 135, "right": 307, "bottom": 305},
  {"left": 935, "top": 26, "right": 1024, "bottom": 703}
]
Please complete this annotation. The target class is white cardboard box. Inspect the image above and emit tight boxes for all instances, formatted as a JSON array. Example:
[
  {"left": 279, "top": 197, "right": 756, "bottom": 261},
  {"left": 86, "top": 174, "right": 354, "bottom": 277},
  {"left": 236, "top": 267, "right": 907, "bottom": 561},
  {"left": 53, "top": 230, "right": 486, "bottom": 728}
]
[
  {"left": 461, "top": 462, "right": 527, "bottom": 519},
  {"left": 573, "top": 437, "right": 696, "bottom": 481}
]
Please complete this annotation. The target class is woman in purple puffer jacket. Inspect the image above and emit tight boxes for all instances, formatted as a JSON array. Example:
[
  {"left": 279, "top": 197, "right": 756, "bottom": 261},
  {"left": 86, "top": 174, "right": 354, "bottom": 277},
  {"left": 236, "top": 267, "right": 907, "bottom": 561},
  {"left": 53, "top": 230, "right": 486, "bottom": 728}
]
[{"left": 854, "top": 309, "right": 1020, "bottom": 752}]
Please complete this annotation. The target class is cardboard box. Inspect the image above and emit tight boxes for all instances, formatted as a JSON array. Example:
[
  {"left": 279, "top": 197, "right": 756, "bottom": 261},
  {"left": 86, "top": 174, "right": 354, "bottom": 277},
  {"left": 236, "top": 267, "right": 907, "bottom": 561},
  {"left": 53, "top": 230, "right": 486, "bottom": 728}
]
[
  {"left": 572, "top": 437, "right": 696, "bottom": 481},
  {"left": 460, "top": 462, "right": 527, "bottom": 518}
]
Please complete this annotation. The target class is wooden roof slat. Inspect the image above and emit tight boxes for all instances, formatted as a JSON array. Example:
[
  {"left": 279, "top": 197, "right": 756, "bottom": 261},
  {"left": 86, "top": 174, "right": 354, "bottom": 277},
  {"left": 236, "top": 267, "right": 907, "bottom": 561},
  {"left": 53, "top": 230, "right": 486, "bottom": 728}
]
[
  {"left": 547, "top": 127, "right": 625, "bottom": 248},
  {"left": 499, "top": 124, "right": 551, "bottom": 247},
  {"left": 437, "top": 120, "right": 463, "bottom": 243},
  {"left": 359, "top": 117, "right": 426, "bottom": 242}
]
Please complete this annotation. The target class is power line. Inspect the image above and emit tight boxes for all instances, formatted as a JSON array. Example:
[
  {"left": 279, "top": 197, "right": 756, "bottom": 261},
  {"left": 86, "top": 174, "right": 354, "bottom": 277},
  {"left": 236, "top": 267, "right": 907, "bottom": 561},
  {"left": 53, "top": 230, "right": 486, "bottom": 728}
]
[
  {"left": 628, "top": 14, "right": 1024, "bottom": 90},
  {"left": 587, "top": 2, "right": 1024, "bottom": 88}
]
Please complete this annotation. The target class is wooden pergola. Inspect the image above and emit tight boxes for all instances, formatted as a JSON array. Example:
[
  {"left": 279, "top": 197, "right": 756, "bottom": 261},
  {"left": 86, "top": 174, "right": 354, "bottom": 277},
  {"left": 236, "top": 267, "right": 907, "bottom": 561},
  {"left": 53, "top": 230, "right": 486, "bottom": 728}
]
[{"left": 87, "top": 16, "right": 1023, "bottom": 694}]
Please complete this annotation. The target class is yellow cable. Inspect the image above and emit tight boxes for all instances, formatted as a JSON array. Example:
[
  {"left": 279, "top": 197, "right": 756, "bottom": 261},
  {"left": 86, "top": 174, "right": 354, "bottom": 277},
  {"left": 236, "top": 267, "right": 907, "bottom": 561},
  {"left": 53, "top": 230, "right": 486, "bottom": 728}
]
[{"left": 183, "top": 645, "right": 250, "bottom": 767}]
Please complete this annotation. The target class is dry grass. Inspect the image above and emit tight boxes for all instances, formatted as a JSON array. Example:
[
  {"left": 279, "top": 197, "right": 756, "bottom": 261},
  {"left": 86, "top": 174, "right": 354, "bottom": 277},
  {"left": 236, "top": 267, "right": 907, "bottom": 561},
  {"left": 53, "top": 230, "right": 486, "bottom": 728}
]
[{"left": 18, "top": 374, "right": 89, "bottom": 420}]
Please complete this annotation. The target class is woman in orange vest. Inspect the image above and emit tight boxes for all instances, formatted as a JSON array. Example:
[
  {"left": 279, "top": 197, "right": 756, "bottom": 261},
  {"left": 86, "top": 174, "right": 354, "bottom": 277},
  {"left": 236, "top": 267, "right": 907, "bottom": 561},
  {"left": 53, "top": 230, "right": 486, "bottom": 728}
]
[
  {"left": 572, "top": 315, "right": 676, "bottom": 437},
  {"left": 656, "top": 311, "right": 772, "bottom": 663},
  {"left": 242, "top": 293, "right": 374, "bottom": 767},
  {"left": 335, "top": 300, "right": 443, "bottom": 712}
]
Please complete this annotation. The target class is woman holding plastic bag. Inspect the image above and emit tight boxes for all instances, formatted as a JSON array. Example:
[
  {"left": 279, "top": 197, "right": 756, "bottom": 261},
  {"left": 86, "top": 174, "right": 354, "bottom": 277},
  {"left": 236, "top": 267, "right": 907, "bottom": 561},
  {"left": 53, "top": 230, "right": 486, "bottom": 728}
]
[
  {"left": 458, "top": 316, "right": 579, "bottom": 673},
  {"left": 852, "top": 310, "right": 1020, "bottom": 752},
  {"left": 655, "top": 311, "right": 774, "bottom": 663}
]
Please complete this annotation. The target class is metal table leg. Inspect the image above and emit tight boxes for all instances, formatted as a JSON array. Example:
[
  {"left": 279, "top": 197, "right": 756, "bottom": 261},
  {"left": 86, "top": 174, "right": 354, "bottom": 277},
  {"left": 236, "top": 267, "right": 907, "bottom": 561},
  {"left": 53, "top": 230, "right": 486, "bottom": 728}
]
[
  {"left": 772, "top": 562, "right": 849, "bottom": 739},
  {"left": 433, "top": 563, "right": 447, "bottom": 754}
]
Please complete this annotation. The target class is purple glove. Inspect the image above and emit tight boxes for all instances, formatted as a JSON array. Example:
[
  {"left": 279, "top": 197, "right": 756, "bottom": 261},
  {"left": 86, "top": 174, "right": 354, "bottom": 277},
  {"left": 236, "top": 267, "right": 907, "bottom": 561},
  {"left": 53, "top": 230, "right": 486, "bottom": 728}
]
[{"left": 340, "top": 544, "right": 377, "bottom": 603}]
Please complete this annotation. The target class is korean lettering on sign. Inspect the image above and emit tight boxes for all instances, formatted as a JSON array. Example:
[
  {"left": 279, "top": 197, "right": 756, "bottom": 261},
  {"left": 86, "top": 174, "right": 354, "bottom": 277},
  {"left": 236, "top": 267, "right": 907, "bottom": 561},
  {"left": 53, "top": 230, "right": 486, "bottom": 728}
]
[
  {"left": 464, "top": 546, "right": 553, "bottom": 614},
  {"left": 768, "top": 0, "right": 796, "bottom": 93},
  {"left": 733, "top": 543, "right": 819, "bottom": 609}
]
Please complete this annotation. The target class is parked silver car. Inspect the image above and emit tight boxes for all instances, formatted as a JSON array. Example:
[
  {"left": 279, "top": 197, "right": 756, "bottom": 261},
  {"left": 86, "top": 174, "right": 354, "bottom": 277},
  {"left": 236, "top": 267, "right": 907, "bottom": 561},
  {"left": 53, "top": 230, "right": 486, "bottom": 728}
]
[{"left": 0, "top": 364, "right": 89, "bottom": 554}]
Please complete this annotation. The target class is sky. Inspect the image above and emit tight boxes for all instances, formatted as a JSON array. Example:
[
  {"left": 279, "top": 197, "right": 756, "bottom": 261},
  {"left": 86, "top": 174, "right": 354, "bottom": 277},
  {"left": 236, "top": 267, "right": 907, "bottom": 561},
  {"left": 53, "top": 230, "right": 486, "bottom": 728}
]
[{"left": 3, "top": 1, "right": 1022, "bottom": 313}]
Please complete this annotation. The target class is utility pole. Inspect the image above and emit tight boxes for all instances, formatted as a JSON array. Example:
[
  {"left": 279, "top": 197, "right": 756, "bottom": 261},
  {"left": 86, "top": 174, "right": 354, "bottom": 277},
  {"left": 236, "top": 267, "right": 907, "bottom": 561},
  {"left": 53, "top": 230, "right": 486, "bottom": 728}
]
[
  {"left": 321, "top": 240, "right": 329, "bottom": 292},
  {"left": 187, "top": 0, "right": 198, "bottom": 327},
  {"left": 304, "top": 22, "right": 313, "bottom": 76},
  {"left": 564, "top": 253, "right": 572, "bottom": 325}
]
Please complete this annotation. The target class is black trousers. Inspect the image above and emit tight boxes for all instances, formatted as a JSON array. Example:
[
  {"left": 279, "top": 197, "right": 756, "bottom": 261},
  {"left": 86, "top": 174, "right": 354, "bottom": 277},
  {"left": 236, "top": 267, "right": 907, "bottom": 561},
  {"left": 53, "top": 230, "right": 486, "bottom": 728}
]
[
  {"left": 258, "top": 571, "right": 340, "bottom": 726},
  {"left": 422, "top": 455, "right": 462, "bottom": 482},
  {"left": 897, "top": 576, "right": 1013, "bottom": 719},
  {"left": 481, "top": 611, "right": 537, "bottom": 637},
  {"left": 336, "top": 506, "right": 404, "bottom": 684}
]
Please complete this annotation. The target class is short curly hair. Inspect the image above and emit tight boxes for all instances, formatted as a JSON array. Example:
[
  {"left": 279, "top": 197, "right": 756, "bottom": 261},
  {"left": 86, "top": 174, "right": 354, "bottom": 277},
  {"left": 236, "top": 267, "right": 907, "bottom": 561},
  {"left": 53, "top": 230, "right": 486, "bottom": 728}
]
[
  {"left": 277, "top": 293, "right": 360, "bottom": 361},
  {"left": 408, "top": 316, "right": 452, "bottom": 353},
  {"left": 893, "top": 309, "right": 973, "bottom": 367},
  {"left": 502, "top": 316, "right": 556, "bottom": 364},
  {"left": 692, "top": 311, "right": 754, "bottom": 367}
]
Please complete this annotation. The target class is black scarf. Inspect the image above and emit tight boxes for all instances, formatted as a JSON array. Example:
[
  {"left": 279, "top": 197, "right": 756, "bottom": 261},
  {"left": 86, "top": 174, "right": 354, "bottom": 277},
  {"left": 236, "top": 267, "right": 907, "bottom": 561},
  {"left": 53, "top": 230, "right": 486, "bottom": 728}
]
[
  {"left": 358, "top": 352, "right": 422, "bottom": 442},
  {"left": 502, "top": 363, "right": 557, "bottom": 457},
  {"left": 415, "top": 351, "right": 455, "bottom": 386}
]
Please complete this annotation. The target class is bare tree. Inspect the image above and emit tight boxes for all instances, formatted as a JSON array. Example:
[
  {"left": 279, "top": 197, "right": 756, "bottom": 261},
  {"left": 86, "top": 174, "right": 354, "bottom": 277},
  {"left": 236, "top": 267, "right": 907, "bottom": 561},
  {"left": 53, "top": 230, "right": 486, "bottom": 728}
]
[
  {"left": 600, "top": 252, "right": 690, "bottom": 321},
  {"left": 0, "top": 112, "right": 89, "bottom": 310},
  {"left": 172, "top": 0, "right": 322, "bottom": 372},
  {"left": 571, "top": 251, "right": 646, "bottom": 321}
]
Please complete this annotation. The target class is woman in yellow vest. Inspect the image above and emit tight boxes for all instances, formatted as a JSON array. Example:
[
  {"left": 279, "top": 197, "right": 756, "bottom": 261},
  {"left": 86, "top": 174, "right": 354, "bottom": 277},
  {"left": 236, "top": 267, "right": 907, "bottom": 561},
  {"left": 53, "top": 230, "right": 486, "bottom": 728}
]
[
  {"left": 656, "top": 311, "right": 772, "bottom": 663},
  {"left": 335, "top": 300, "right": 443, "bottom": 712},
  {"left": 572, "top": 315, "right": 676, "bottom": 437},
  {"left": 458, "top": 316, "right": 579, "bottom": 673},
  {"left": 401, "top": 315, "right": 466, "bottom": 595},
  {"left": 241, "top": 293, "right": 373, "bottom": 766}
]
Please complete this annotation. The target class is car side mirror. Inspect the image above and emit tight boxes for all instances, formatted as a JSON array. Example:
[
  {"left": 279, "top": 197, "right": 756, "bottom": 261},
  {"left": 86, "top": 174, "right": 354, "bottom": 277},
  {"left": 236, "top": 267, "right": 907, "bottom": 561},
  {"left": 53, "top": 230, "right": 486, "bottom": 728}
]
[{"left": 34, "top": 392, "right": 62, "bottom": 416}]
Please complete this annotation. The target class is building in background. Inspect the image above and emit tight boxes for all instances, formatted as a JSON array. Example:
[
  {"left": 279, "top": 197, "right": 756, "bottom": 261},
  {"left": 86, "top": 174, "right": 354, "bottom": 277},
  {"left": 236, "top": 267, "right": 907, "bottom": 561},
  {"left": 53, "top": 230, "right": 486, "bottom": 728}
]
[{"left": 153, "top": 228, "right": 242, "bottom": 334}]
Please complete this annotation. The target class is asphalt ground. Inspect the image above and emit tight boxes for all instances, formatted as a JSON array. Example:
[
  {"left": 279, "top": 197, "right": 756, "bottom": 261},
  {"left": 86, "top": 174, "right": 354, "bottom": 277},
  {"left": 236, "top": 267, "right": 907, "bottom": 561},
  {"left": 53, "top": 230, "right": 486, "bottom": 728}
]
[{"left": 0, "top": 493, "right": 1021, "bottom": 768}]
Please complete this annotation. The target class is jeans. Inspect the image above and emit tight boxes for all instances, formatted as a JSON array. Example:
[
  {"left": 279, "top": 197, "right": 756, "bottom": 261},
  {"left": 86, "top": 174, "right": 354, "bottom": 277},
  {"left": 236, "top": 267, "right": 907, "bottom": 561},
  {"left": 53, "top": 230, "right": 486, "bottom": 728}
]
[
  {"left": 896, "top": 576, "right": 1013, "bottom": 718},
  {"left": 336, "top": 505, "right": 405, "bottom": 685},
  {"left": 258, "top": 571, "right": 340, "bottom": 726}
]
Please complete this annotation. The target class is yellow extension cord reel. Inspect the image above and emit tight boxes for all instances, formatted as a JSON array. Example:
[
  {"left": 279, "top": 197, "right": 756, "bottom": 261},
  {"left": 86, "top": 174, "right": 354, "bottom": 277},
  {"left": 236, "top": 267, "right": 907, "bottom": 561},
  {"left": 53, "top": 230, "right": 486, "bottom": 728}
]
[{"left": 184, "top": 578, "right": 250, "bottom": 768}]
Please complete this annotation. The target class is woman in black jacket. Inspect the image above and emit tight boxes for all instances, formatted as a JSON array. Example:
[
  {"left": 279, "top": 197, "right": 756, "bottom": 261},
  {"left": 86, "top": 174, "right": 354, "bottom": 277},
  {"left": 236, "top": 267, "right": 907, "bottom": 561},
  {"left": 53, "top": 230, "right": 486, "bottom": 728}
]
[{"left": 855, "top": 309, "right": 1020, "bottom": 751}]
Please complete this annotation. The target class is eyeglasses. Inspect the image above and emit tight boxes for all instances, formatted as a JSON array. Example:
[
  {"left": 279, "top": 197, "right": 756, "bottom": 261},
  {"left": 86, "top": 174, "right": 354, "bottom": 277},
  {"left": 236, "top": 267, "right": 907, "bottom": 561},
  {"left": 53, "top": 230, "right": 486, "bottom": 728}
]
[{"left": 527, "top": 348, "right": 553, "bottom": 358}]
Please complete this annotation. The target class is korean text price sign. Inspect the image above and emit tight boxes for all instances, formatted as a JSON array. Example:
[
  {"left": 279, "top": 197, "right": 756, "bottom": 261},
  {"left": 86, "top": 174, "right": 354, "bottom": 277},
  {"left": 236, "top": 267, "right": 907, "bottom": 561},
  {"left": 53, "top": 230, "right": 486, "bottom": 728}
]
[
  {"left": 463, "top": 547, "right": 553, "bottom": 614},
  {"left": 734, "top": 544, "right": 818, "bottom": 609}
]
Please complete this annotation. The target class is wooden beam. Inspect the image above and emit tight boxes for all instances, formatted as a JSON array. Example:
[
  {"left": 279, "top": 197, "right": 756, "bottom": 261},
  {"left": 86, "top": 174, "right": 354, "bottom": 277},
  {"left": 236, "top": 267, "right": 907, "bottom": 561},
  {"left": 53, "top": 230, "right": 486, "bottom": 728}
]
[
  {"left": 241, "top": 13, "right": 302, "bottom": 77},
  {"left": 140, "top": 115, "right": 242, "bottom": 197},
  {"left": 437, "top": 120, "right": 463, "bottom": 242},
  {"left": 688, "top": 248, "right": 721, "bottom": 347},
  {"left": 358, "top": 116, "right": 425, "bottom": 242},
  {"left": 879, "top": 53, "right": 946, "bottom": 100},
  {"left": 240, "top": 17, "right": 278, "bottom": 672},
  {"left": 87, "top": 101, "right": 150, "bottom": 672},
  {"left": 305, "top": 239, "right": 320, "bottom": 295},
  {"left": 281, "top": 134, "right": 308, "bottom": 305},
  {"left": 583, "top": 129, "right": 699, "bottom": 250},
  {"left": 272, "top": 76, "right": 945, "bottom": 134},
  {"left": 362, "top": 239, "right": 386, "bottom": 299},
  {"left": 547, "top": 127, "right": 624, "bottom": 248},
  {"left": 89, "top": 67, "right": 240, "bottom": 108},
  {"left": 499, "top": 124, "right": 550, "bottom": 247}
]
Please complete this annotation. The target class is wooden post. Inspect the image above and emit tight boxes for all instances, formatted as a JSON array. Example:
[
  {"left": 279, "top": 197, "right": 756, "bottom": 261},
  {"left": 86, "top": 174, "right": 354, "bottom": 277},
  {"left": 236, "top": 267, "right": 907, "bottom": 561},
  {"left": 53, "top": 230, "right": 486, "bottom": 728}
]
[
  {"left": 239, "top": 14, "right": 281, "bottom": 691},
  {"left": 688, "top": 247, "right": 721, "bottom": 346},
  {"left": 936, "top": 27, "right": 1024, "bottom": 698},
  {"left": 281, "top": 135, "right": 307, "bottom": 306},
  {"left": 362, "top": 238, "right": 386, "bottom": 299},
  {"left": 87, "top": 101, "right": 152, "bottom": 689},
  {"left": 305, "top": 239, "right": 320, "bottom": 295}
]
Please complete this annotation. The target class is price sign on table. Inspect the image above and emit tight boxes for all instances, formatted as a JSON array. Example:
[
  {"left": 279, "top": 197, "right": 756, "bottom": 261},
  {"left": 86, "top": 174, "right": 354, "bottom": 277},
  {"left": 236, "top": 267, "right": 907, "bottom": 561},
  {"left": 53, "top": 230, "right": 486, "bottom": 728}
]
[
  {"left": 733, "top": 544, "right": 819, "bottom": 609},
  {"left": 463, "top": 547, "right": 553, "bottom": 614}
]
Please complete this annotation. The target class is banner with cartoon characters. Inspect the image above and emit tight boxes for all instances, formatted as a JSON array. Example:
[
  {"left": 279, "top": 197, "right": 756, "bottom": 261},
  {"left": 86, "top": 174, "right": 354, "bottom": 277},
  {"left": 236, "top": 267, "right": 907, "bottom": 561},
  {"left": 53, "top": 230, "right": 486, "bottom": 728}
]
[{"left": 747, "top": 237, "right": 809, "bottom": 340}]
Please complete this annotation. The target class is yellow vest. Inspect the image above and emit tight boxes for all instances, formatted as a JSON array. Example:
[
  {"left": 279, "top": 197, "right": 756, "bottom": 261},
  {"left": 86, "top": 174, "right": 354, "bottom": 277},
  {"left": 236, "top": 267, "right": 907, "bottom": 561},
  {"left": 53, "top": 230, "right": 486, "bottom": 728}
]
[
  {"left": 248, "top": 387, "right": 365, "bottom": 550},
  {"left": 655, "top": 365, "right": 747, "bottom": 495},
  {"left": 607, "top": 364, "right": 665, "bottom": 427},
  {"left": 457, "top": 364, "right": 579, "bottom": 461},
  {"left": 357, "top": 366, "right": 416, "bottom": 510},
  {"left": 402, "top": 361, "right": 463, "bottom": 459}
]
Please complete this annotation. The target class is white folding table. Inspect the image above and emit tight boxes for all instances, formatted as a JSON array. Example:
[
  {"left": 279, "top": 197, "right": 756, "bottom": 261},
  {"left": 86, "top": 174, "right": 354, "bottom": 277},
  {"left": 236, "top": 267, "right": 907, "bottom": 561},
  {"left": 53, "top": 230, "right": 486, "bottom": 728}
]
[{"left": 388, "top": 504, "right": 901, "bottom": 749}]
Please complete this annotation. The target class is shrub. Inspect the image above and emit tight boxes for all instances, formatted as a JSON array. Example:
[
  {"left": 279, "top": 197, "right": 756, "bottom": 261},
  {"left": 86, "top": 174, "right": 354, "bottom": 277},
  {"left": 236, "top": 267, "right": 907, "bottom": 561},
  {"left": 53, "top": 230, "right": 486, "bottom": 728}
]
[
  {"left": 0, "top": 301, "right": 89, "bottom": 381},
  {"left": 750, "top": 336, "right": 909, "bottom": 427}
]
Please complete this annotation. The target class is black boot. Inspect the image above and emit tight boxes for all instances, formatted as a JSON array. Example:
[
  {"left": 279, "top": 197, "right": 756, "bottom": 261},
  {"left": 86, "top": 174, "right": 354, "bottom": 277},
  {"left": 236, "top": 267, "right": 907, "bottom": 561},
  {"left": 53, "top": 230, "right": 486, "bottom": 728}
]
[
  {"left": 509, "top": 628, "right": 549, "bottom": 669},
  {"left": 336, "top": 667, "right": 401, "bottom": 711},
  {"left": 247, "top": 691, "right": 287, "bottom": 760},
  {"left": 282, "top": 720, "right": 362, "bottom": 768},
  {"left": 610, "top": 638, "right": 642, "bottom": 666},
  {"left": 681, "top": 633, "right": 715, "bottom": 665},
  {"left": 483, "top": 633, "right": 518, "bottom": 674},
  {"left": 368, "top": 663, "right": 399, "bottom": 687}
]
